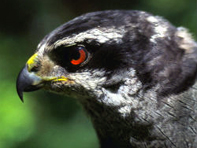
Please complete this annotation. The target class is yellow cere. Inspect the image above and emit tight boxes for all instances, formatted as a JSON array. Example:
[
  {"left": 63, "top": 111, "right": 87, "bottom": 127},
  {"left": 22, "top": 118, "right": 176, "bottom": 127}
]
[{"left": 26, "top": 53, "right": 38, "bottom": 71}]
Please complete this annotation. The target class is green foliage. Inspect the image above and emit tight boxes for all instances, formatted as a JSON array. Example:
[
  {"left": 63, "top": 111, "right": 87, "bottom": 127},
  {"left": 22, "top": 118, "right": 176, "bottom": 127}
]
[{"left": 0, "top": 81, "right": 35, "bottom": 148}]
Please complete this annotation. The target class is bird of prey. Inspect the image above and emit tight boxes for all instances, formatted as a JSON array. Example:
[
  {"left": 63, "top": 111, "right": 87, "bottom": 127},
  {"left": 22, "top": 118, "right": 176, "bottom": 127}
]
[{"left": 16, "top": 10, "right": 197, "bottom": 148}]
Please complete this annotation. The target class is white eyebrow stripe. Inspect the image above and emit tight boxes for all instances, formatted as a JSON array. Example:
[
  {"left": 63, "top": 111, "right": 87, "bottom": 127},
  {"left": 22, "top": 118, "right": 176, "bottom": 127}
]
[
  {"left": 37, "top": 43, "right": 47, "bottom": 55},
  {"left": 52, "top": 27, "right": 126, "bottom": 48}
]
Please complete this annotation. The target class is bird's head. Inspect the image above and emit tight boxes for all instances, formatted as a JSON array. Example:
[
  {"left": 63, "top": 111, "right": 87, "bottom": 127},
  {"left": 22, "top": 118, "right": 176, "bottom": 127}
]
[
  {"left": 16, "top": 10, "right": 197, "bottom": 110},
  {"left": 16, "top": 11, "right": 141, "bottom": 102}
]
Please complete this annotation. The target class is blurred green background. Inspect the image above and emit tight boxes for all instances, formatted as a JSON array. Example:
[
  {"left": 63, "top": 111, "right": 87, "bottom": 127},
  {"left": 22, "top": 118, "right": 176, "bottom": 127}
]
[{"left": 0, "top": 0, "right": 196, "bottom": 148}]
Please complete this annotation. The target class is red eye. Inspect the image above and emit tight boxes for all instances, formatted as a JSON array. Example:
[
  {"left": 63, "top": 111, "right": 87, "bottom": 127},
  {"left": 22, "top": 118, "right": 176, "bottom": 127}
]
[{"left": 71, "top": 47, "right": 87, "bottom": 65}]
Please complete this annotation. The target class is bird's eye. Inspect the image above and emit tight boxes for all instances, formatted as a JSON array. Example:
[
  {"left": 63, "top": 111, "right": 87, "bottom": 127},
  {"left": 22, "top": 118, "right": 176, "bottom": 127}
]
[
  {"left": 70, "top": 46, "right": 87, "bottom": 65},
  {"left": 50, "top": 45, "right": 89, "bottom": 71}
]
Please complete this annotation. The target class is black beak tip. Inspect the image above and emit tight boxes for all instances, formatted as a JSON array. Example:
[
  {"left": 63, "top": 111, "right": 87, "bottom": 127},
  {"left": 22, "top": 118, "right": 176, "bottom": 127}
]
[
  {"left": 16, "top": 87, "right": 24, "bottom": 102},
  {"left": 16, "top": 70, "right": 25, "bottom": 103},
  {"left": 17, "top": 90, "right": 24, "bottom": 102}
]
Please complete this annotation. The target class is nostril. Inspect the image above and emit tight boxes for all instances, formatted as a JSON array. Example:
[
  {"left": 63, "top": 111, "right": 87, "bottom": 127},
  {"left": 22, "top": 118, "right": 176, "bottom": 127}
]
[{"left": 29, "top": 65, "right": 40, "bottom": 72}]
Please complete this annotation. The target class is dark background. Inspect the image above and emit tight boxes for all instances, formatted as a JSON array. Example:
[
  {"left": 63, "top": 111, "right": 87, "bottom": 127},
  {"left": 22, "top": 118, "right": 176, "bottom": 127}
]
[{"left": 0, "top": 0, "right": 196, "bottom": 148}]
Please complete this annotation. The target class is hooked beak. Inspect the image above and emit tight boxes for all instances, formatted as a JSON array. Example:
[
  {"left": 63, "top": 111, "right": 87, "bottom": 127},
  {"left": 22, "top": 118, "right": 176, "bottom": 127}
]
[{"left": 16, "top": 65, "right": 42, "bottom": 102}]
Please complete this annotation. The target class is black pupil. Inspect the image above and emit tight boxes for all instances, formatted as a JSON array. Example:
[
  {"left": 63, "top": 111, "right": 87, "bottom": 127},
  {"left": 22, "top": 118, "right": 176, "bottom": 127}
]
[{"left": 69, "top": 47, "right": 81, "bottom": 60}]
